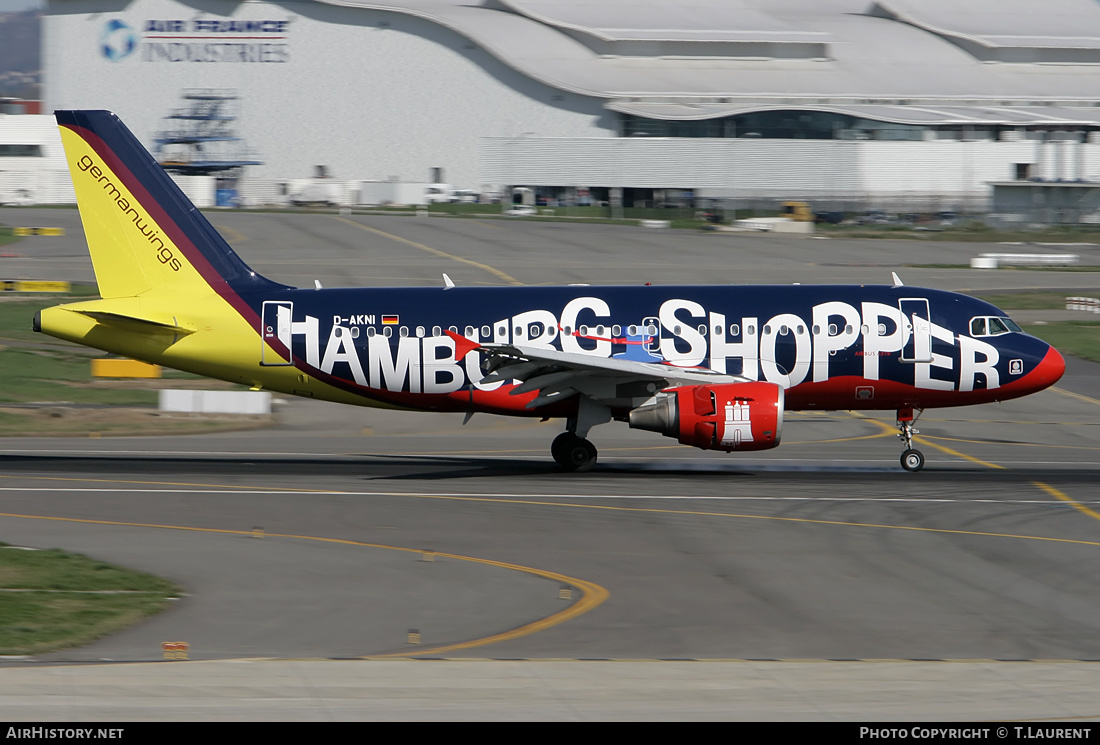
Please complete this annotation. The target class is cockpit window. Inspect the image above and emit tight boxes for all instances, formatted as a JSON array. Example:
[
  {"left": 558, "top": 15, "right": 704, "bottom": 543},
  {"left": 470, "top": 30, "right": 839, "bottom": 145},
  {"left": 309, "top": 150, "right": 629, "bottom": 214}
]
[{"left": 970, "top": 316, "right": 1018, "bottom": 337}]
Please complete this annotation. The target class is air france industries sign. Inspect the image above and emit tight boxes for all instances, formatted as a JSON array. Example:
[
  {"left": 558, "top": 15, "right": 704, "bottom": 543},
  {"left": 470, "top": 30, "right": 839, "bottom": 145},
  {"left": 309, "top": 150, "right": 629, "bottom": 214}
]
[{"left": 100, "top": 18, "right": 290, "bottom": 63}]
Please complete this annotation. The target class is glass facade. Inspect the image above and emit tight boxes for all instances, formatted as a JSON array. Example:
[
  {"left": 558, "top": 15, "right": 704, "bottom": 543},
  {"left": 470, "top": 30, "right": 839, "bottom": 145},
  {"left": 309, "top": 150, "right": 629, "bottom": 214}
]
[
  {"left": 622, "top": 110, "right": 928, "bottom": 140},
  {"left": 0, "top": 144, "right": 43, "bottom": 156}
]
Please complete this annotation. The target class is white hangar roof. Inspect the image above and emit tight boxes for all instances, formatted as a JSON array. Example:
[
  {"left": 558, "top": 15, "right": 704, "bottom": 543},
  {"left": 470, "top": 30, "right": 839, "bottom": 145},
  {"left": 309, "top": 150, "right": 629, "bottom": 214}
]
[{"left": 321, "top": 0, "right": 1100, "bottom": 124}]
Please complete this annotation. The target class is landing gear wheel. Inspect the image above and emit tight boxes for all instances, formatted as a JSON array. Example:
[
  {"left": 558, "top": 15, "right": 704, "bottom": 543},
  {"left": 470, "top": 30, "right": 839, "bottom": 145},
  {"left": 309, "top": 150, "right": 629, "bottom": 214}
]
[
  {"left": 566, "top": 439, "right": 598, "bottom": 473},
  {"left": 901, "top": 448, "right": 925, "bottom": 472},
  {"left": 551, "top": 432, "right": 573, "bottom": 467},
  {"left": 551, "top": 433, "right": 598, "bottom": 472},
  {"left": 896, "top": 407, "right": 926, "bottom": 472}
]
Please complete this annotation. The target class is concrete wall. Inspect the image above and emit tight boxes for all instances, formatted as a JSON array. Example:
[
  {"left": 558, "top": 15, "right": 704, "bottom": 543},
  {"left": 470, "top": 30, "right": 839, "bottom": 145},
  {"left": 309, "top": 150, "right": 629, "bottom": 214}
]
[
  {"left": 168, "top": 174, "right": 216, "bottom": 208},
  {"left": 159, "top": 389, "right": 272, "bottom": 415},
  {"left": 0, "top": 114, "right": 77, "bottom": 204}
]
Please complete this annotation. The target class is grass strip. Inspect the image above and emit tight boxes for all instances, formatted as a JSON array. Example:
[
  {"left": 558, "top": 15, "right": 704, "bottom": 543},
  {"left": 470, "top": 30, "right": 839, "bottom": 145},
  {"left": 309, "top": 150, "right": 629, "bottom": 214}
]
[
  {"left": 0, "top": 543, "right": 181, "bottom": 655},
  {"left": 1019, "top": 321, "right": 1100, "bottom": 363}
]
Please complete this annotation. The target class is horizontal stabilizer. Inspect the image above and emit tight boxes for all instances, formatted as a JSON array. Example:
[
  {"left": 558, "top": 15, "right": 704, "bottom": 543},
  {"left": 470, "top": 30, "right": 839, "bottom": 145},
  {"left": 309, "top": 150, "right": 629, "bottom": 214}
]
[{"left": 71, "top": 308, "right": 196, "bottom": 336}]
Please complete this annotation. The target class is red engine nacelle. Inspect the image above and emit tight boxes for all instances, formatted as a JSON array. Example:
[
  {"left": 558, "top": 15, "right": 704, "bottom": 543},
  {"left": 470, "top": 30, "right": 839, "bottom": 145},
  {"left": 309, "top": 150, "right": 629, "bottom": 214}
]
[{"left": 628, "top": 381, "right": 784, "bottom": 452}]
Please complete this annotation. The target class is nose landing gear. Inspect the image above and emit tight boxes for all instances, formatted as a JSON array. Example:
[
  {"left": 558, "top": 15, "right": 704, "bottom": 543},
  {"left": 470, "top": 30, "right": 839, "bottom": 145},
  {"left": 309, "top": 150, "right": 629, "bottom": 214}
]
[{"left": 897, "top": 407, "right": 925, "bottom": 472}]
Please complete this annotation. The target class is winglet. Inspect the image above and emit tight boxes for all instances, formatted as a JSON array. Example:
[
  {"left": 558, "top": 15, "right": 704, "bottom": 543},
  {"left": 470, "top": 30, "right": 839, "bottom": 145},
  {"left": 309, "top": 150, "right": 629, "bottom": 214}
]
[{"left": 445, "top": 329, "right": 481, "bottom": 360}]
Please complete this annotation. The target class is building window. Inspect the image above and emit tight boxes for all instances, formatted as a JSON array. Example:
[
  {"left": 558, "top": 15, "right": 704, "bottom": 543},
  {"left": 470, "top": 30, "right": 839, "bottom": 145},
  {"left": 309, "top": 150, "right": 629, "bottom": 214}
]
[
  {"left": 620, "top": 110, "right": 926, "bottom": 141},
  {"left": 0, "top": 145, "right": 42, "bottom": 157}
]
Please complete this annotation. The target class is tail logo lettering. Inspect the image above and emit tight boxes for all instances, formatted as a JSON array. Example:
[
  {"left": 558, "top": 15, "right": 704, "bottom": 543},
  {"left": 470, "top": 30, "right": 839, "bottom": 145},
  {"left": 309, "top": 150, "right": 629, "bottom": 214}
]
[{"left": 76, "top": 154, "right": 182, "bottom": 272}]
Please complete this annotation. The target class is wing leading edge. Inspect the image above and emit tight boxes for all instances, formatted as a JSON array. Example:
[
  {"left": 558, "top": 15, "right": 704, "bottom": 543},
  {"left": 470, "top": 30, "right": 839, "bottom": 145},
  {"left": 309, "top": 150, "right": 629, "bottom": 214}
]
[{"left": 446, "top": 330, "right": 747, "bottom": 410}]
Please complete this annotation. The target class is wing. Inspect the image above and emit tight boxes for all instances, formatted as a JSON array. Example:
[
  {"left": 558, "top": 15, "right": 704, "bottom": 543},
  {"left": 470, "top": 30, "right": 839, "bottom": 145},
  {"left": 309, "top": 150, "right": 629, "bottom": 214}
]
[{"left": 447, "top": 331, "right": 746, "bottom": 410}]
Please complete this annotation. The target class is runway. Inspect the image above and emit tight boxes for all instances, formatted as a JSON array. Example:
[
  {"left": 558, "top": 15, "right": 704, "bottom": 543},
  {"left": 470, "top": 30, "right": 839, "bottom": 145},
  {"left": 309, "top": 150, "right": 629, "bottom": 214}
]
[{"left": 2, "top": 208, "right": 1100, "bottom": 719}]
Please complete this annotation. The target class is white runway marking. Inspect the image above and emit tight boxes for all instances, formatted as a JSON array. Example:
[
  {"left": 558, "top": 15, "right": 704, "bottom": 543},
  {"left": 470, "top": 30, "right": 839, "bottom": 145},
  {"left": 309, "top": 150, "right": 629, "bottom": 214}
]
[{"left": 0, "top": 486, "right": 1093, "bottom": 506}]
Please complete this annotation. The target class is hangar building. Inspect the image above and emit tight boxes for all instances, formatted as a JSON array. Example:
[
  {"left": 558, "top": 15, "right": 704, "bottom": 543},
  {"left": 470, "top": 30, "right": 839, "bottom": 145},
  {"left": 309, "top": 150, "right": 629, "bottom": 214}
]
[{"left": 34, "top": 0, "right": 1100, "bottom": 212}]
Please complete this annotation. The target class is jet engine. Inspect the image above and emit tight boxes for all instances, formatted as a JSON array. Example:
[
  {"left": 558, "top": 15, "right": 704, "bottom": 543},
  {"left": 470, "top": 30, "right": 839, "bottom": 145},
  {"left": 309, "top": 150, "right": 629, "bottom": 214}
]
[{"left": 628, "top": 382, "right": 784, "bottom": 452}]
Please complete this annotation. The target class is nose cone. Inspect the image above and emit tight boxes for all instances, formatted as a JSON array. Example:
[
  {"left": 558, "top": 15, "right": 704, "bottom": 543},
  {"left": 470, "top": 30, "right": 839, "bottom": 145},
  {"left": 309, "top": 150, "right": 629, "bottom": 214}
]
[{"left": 1029, "top": 345, "right": 1066, "bottom": 391}]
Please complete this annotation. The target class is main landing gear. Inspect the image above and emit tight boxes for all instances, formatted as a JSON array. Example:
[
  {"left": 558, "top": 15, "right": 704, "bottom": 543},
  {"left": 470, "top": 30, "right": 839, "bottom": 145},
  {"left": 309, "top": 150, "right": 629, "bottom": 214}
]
[
  {"left": 552, "top": 432, "right": 598, "bottom": 473},
  {"left": 551, "top": 397, "right": 611, "bottom": 473},
  {"left": 897, "top": 407, "right": 925, "bottom": 472}
]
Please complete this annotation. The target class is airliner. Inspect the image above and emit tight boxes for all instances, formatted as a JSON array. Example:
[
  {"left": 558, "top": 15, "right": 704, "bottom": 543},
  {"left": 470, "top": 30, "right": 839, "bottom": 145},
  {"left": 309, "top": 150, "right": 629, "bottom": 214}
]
[{"left": 34, "top": 111, "right": 1066, "bottom": 472}]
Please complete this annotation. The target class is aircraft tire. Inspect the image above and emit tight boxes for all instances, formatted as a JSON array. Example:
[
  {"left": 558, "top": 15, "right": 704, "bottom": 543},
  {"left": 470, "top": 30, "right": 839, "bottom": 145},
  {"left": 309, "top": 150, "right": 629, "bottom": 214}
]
[
  {"left": 901, "top": 448, "right": 925, "bottom": 472},
  {"left": 568, "top": 439, "right": 598, "bottom": 473},
  {"left": 551, "top": 432, "right": 574, "bottom": 467},
  {"left": 553, "top": 434, "right": 597, "bottom": 472}
]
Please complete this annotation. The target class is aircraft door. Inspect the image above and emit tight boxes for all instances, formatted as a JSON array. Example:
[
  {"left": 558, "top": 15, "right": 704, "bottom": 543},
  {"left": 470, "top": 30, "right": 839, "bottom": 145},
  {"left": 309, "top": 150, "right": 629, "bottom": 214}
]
[
  {"left": 899, "top": 298, "right": 932, "bottom": 363},
  {"left": 261, "top": 301, "right": 294, "bottom": 366}
]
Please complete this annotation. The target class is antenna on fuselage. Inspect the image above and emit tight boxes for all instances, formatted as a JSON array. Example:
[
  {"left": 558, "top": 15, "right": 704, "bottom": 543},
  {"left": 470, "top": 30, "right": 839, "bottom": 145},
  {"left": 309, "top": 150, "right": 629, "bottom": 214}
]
[{"left": 891, "top": 272, "right": 904, "bottom": 288}]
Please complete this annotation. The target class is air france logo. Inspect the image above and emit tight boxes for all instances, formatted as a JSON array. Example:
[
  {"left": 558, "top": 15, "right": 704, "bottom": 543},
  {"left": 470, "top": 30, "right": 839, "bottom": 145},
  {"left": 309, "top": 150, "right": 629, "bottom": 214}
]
[{"left": 101, "top": 19, "right": 138, "bottom": 61}]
